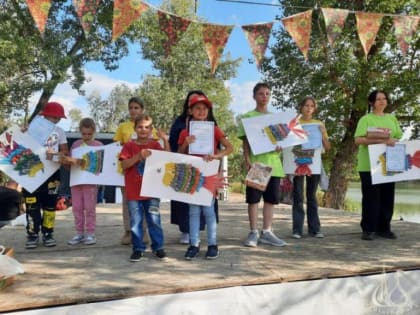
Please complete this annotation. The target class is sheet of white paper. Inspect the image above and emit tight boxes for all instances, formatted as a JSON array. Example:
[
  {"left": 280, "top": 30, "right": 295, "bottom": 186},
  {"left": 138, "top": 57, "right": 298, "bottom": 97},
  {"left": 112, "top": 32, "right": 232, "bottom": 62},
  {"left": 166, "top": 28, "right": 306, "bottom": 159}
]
[
  {"left": 188, "top": 121, "right": 214, "bottom": 155},
  {"left": 70, "top": 142, "right": 124, "bottom": 187},
  {"left": 241, "top": 111, "right": 308, "bottom": 155},
  {"left": 301, "top": 124, "right": 322, "bottom": 150},
  {"left": 369, "top": 140, "right": 420, "bottom": 184},
  {"left": 0, "top": 126, "right": 60, "bottom": 193},
  {"left": 27, "top": 116, "right": 57, "bottom": 146},
  {"left": 385, "top": 144, "right": 406, "bottom": 172},
  {"left": 282, "top": 146, "right": 322, "bottom": 175},
  {"left": 141, "top": 150, "right": 220, "bottom": 206}
]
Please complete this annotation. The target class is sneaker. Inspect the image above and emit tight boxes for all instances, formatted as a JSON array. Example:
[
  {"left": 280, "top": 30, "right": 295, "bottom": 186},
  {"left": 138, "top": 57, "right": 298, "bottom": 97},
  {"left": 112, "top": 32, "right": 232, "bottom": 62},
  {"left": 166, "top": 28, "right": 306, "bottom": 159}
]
[
  {"left": 361, "top": 232, "right": 375, "bottom": 240},
  {"left": 129, "top": 251, "right": 144, "bottom": 262},
  {"left": 244, "top": 231, "right": 259, "bottom": 247},
  {"left": 43, "top": 233, "right": 56, "bottom": 247},
  {"left": 259, "top": 230, "right": 287, "bottom": 247},
  {"left": 292, "top": 233, "right": 302, "bottom": 239},
  {"left": 67, "top": 234, "right": 84, "bottom": 245},
  {"left": 376, "top": 231, "right": 397, "bottom": 239},
  {"left": 313, "top": 232, "right": 324, "bottom": 238},
  {"left": 205, "top": 245, "right": 219, "bottom": 260},
  {"left": 179, "top": 232, "right": 190, "bottom": 244},
  {"left": 184, "top": 245, "right": 200, "bottom": 260},
  {"left": 83, "top": 234, "right": 96, "bottom": 245},
  {"left": 25, "top": 235, "right": 39, "bottom": 249},
  {"left": 121, "top": 231, "right": 131, "bottom": 245},
  {"left": 153, "top": 249, "right": 168, "bottom": 261}
]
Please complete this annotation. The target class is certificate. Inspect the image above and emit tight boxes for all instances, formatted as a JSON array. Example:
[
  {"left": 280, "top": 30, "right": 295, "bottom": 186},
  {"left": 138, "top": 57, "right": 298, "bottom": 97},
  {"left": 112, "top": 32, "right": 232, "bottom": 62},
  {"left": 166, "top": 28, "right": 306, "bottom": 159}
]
[
  {"left": 188, "top": 121, "right": 214, "bottom": 155},
  {"left": 28, "top": 116, "right": 57, "bottom": 146},
  {"left": 301, "top": 124, "right": 322, "bottom": 149},
  {"left": 386, "top": 143, "right": 406, "bottom": 172}
]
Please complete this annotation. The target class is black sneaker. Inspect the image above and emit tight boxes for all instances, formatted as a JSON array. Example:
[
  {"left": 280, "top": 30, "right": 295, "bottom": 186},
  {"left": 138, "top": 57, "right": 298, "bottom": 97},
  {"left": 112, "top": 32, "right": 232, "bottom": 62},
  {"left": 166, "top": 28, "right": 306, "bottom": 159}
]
[
  {"left": 153, "top": 249, "right": 168, "bottom": 261},
  {"left": 205, "top": 245, "right": 219, "bottom": 260},
  {"left": 361, "top": 232, "right": 375, "bottom": 240},
  {"left": 376, "top": 231, "right": 397, "bottom": 239},
  {"left": 25, "top": 235, "right": 39, "bottom": 249},
  {"left": 43, "top": 233, "right": 56, "bottom": 247},
  {"left": 184, "top": 245, "right": 200, "bottom": 260},
  {"left": 130, "top": 251, "right": 144, "bottom": 262}
]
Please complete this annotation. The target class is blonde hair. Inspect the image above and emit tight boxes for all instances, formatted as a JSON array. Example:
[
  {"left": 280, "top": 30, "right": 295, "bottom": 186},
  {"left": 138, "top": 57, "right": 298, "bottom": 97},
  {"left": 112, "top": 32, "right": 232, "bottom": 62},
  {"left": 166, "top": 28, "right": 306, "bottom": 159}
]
[
  {"left": 134, "top": 114, "right": 153, "bottom": 128},
  {"left": 79, "top": 117, "right": 96, "bottom": 132}
]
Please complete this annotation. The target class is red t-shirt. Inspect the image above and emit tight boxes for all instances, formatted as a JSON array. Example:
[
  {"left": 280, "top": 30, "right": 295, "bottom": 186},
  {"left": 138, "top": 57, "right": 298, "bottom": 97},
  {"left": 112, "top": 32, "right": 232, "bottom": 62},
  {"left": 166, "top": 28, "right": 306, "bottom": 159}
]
[
  {"left": 119, "top": 140, "right": 163, "bottom": 200},
  {"left": 178, "top": 125, "right": 225, "bottom": 156}
]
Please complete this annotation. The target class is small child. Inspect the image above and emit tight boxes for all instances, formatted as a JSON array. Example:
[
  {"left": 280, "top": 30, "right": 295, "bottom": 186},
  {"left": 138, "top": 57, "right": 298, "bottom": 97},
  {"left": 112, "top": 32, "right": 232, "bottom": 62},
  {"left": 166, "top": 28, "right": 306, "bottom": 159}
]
[
  {"left": 23, "top": 102, "right": 69, "bottom": 248},
  {"left": 178, "top": 94, "right": 233, "bottom": 260},
  {"left": 119, "top": 114, "right": 170, "bottom": 262},
  {"left": 62, "top": 118, "right": 103, "bottom": 245}
]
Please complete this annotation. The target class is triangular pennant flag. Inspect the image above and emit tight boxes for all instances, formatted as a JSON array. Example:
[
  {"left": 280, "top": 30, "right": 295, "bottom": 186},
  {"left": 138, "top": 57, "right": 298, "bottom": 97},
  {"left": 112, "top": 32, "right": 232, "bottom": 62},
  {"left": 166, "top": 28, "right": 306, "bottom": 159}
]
[
  {"left": 393, "top": 16, "right": 420, "bottom": 55},
  {"left": 282, "top": 10, "right": 313, "bottom": 60},
  {"left": 321, "top": 8, "right": 349, "bottom": 46},
  {"left": 355, "top": 12, "right": 384, "bottom": 57},
  {"left": 25, "top": 0, "right": 52, "bottom": 34},
  {"left": 242, "top": 22, "right": 273, "bottom": 69},
  {"left": 73, "top": 0, "right": 101, "bottom": 35},
  {"left": 202, "top": 23, "right": 234, "bottom": 74},
  {"left": 112, "top": 0, "right": 149, "bottom": 41},
  {"left": 158, "top": 11, "right": 191, "bottom": 57}
]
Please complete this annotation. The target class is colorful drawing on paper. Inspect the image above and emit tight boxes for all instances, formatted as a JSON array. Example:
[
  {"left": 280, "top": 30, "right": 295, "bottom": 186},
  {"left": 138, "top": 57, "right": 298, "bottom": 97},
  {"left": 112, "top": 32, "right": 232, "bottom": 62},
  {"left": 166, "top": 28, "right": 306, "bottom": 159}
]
[
  {"left": 291, "top": 145, "right": 315, "bottom": 176},
  {"left": 377, "top": 150, "right": 420, "bottom": 175},
  {"left": 80, "top": 149, "right": 104, "bottom": 175},
  {"left": 264, "top": 117, "right": 307, "bottom": 144},
  {"left": 282, "top": 146, "right": 322, "bottom": 175},
  {"left": 0, "top": 132, "right": 44, "bottom": 177}
]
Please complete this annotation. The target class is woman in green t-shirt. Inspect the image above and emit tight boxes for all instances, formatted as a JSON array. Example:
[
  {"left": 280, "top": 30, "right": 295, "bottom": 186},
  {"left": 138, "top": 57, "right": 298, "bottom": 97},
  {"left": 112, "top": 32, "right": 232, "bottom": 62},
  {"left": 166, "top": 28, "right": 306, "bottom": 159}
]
[{"left": 354, "top": 90, "right": 402, "bottom": 241}]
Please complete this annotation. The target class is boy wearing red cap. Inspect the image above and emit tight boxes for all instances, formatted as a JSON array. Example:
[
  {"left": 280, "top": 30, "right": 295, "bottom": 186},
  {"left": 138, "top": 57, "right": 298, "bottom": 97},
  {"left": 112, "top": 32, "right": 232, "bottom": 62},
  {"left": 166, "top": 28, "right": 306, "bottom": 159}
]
[{"left": 23, "top": 101, "right": 69, "bottom": 249}]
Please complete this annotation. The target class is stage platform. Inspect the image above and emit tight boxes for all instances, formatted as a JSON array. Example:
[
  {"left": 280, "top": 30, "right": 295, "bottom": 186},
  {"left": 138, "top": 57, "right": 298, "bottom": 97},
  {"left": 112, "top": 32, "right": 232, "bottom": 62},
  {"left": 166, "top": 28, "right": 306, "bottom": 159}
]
[{"left": 1, "top": 194, "right": 419, "bottom": 313}]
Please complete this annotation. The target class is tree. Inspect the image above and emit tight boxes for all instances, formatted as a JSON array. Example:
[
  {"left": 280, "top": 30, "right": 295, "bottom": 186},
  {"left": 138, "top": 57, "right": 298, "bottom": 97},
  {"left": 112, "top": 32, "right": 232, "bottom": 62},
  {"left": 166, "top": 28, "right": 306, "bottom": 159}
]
[
  {"left": 68, "top": 108, "right": 83, "bottom": 131},
  {"left": 0, "top": 0, "right": 130, "bottom": 123},
  {"left": 264, "top": 0, "right": 419, "bottom": 209}
]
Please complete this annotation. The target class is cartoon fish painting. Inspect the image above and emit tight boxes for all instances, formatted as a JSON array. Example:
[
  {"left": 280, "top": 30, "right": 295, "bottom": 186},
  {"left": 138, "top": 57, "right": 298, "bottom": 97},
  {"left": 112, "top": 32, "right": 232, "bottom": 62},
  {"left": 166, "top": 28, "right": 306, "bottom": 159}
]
[
  {"left": 378, "top": 150, "right": 420, "bottom": 176},
  {"left": 80, "top": 149, "right": 104, "bottom": 175}
]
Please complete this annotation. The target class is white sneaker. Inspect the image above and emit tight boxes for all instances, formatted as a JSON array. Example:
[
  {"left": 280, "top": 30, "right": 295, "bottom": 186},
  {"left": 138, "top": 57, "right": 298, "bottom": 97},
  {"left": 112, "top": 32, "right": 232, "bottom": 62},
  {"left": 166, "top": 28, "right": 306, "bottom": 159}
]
[
  {"left": 260, "top": 231, "right": 287, "bottom": 247},
  {"left": 83, "top": 234, "right": 96, "bottom": 245},
  {"left": 68, "top": 234, "right": 84, "bottom": 245},
  {"left": 292, "top": 233, "right": 302, "bottom": 239},
  {"left": 179, "top": 232, "right": 189, "bottom": 244},
  {"left": 313, "top": 232, "right": 324, "bottom": 238},
  {"left": 244, "top": 231, "right": 259, "bottom": 247}
]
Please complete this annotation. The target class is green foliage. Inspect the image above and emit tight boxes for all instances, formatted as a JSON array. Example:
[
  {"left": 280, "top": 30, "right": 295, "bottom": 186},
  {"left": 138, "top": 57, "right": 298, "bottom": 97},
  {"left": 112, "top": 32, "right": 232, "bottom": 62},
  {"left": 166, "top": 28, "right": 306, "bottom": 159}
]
[{"left": 68, "top": 108, "right": 83, "bottom": 131}]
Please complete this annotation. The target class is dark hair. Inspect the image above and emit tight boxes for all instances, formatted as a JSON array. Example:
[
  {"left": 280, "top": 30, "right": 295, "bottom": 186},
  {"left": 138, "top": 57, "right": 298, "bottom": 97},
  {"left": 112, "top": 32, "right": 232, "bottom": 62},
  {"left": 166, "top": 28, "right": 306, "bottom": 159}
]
[
  {"left": 179, "top": 90, "right": 206, "bottom": 121},
  {"left": 367, "top": 90, "right": 389, "bottom": 112},
  {"left": 134, "top": 114, "right": 153, "bottom": 128},
  {"left": 128, "top": 97, "right": 145, "bottom": 110},
  {"left": 79, "top": 117, "right": 96, "bottom": 132},
  {"left": 298, "top": 96, "right": 317, "bottom": 112},
  {"left": 253, "top": 82, "right": 271, "bottom": 96}
]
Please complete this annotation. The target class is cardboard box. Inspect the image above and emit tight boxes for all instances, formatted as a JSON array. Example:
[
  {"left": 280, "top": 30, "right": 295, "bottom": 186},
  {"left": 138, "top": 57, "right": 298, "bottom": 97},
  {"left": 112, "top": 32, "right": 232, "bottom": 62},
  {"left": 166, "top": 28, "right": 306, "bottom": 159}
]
[{"left": 0, "top": 247, "right": 15, "bottom": 290}]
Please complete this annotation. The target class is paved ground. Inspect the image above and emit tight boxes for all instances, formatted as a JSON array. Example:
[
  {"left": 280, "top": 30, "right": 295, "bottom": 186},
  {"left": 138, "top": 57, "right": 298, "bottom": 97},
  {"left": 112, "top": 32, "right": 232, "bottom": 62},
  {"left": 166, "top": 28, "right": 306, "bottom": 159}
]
[{"left": 1, "top": 193, "right": 419, "bottom": 312}]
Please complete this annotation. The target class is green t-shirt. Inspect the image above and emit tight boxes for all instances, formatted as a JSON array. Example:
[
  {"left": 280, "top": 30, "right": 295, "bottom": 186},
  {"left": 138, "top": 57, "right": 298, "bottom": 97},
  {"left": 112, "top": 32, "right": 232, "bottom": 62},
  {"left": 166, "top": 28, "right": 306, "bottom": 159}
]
[
  {"left": 237, "top": 110, "right": 284, "bottom": 177},
  {"left": 354, "top": 113, "right": 402, "bottom": 171}
]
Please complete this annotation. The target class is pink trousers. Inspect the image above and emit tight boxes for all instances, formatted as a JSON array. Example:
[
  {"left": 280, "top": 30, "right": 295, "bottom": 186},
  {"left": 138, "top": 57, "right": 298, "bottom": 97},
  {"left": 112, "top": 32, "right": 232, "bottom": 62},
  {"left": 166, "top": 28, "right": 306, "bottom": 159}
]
[{"left": 71, "top": 185, "right": 98, "bottom": 234}]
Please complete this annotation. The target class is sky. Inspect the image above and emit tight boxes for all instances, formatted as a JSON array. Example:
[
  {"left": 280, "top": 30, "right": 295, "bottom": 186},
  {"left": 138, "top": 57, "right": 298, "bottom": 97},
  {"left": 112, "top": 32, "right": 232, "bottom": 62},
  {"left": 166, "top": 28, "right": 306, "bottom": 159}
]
[{"left": 35, "top": 0, "right": 283, "bottom": 131}]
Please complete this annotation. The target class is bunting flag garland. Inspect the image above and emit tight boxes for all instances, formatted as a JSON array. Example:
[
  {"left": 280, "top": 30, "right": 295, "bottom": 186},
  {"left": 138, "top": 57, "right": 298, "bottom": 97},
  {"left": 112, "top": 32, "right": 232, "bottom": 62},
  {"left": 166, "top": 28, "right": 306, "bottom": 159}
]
[
  {"left": 393, "top": 16, "right": 420, "bottom": 55},
  {"left": 242, "top": 22, "right": 273, "bottom": 69},
  {"left": 282, "top": 10, "right": 313, "bottom": 60},
  {"left": 321, "top": 8, "right": 349, "bottom": 46},
  {"left": 112, "top": 0, "right": 149, "bottom": 42},
  {"left": 202, "top": 23, "right": 234, "bottom": 74},
  {"left": 73, "top": 0, "right": 101, "bottom": 35},
  {"left": 25, "top": 0, "right": 52, "bottom": 34},
  {"left": 355, "top": 12, "right": 384, "bottom": 57},
  {"left": 158, "top": 11, "right": 191, "bottom": 57}
]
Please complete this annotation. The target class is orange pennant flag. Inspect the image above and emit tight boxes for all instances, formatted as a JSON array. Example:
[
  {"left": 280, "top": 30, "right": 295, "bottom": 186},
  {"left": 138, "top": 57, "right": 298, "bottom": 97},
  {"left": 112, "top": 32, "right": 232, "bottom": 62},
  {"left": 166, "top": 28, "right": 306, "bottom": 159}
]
[
  {"left": 355, "top": 12, "right": 384, "bottom": 57},
  {"left": 393, "top": 16, "right": 419, "bottom": 55},
  {"left": 25, "top": 0, "right": 52, "bottom": 34},
  {"left": 321, "top": 8, "right": 349, "bottom": 46},
  {"left": 112, "top": 0, "right": 149, "bottom": 41},
  {"left": 158, "top": 11, "right": 191, "bottom": 57},
  {"left": 73, "top": 0, "right": 101, "bottom": 35},
  {"left": 282, "top": 10, "right": 313, "bottom": 60},
  {"left": 202, "top": 23, "right": 234, "bottom": 74},
  {"left": 242, "top": 22, "right": 273, "bottom": 69}
]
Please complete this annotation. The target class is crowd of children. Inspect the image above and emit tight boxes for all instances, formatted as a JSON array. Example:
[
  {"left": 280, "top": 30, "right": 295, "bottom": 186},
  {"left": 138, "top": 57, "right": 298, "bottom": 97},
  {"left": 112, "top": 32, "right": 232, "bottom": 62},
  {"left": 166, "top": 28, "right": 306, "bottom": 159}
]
[{"left": 4, "top": 83, "right": 402, "bottom": 263}]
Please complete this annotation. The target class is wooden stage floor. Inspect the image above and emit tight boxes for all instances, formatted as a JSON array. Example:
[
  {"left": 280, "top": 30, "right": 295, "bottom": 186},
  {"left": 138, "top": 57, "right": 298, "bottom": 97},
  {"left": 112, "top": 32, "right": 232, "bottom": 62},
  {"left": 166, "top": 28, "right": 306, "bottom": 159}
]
[{"left": 1, "top": 195, "right": 419, "bottom": 312}]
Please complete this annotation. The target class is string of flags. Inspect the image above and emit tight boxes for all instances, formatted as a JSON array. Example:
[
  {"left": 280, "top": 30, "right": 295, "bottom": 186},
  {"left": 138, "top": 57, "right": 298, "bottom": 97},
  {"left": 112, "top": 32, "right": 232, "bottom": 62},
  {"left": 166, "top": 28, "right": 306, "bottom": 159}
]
[{"left": 25, "top": 0, "right": 419, "bottom": 73}]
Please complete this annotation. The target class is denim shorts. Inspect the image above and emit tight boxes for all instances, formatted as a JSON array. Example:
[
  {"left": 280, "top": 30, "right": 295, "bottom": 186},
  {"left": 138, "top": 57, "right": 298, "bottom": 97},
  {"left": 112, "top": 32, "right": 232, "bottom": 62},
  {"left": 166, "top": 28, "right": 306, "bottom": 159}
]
[{"left": 246, "top": 177, "right": 281, "bottom": 204}]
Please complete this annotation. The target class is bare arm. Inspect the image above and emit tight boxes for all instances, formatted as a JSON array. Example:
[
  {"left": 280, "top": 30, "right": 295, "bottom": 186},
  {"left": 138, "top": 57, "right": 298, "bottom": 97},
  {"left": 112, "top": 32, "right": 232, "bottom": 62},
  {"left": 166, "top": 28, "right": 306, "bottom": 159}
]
[
  {"left": 355, "top": 137, "right": 398, "bottom": 146},
  {"left": 121, "top": 150, "right": 151, "bottom": 170},
  {"left": 242, "top": 138, "right": 252, "bottom": 170}
]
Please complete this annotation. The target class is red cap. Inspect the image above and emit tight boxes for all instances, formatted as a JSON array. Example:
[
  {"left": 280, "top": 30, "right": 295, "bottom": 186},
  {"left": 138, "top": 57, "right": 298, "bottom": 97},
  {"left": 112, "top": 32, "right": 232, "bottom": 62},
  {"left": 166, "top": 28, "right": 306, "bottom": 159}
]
[
  {"left": 40, "top": 102, "right": 66, "bottom": 119},
  {"left": 188, "top": 95, "right": 212, "bottom": 108}
]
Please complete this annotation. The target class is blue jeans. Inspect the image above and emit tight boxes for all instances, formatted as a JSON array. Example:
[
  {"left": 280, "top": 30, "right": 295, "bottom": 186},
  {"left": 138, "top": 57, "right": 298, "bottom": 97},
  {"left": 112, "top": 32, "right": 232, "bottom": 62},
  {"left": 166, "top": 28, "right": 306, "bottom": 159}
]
[
  {"left": 292, "top": 175, "right": 321, "bottom": 235},
  {"left": 189, "top": 199, "right": 217, "bottom": 247},
  {"left": 127, "top": 198, "right": 164, "bottom": 252}
]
